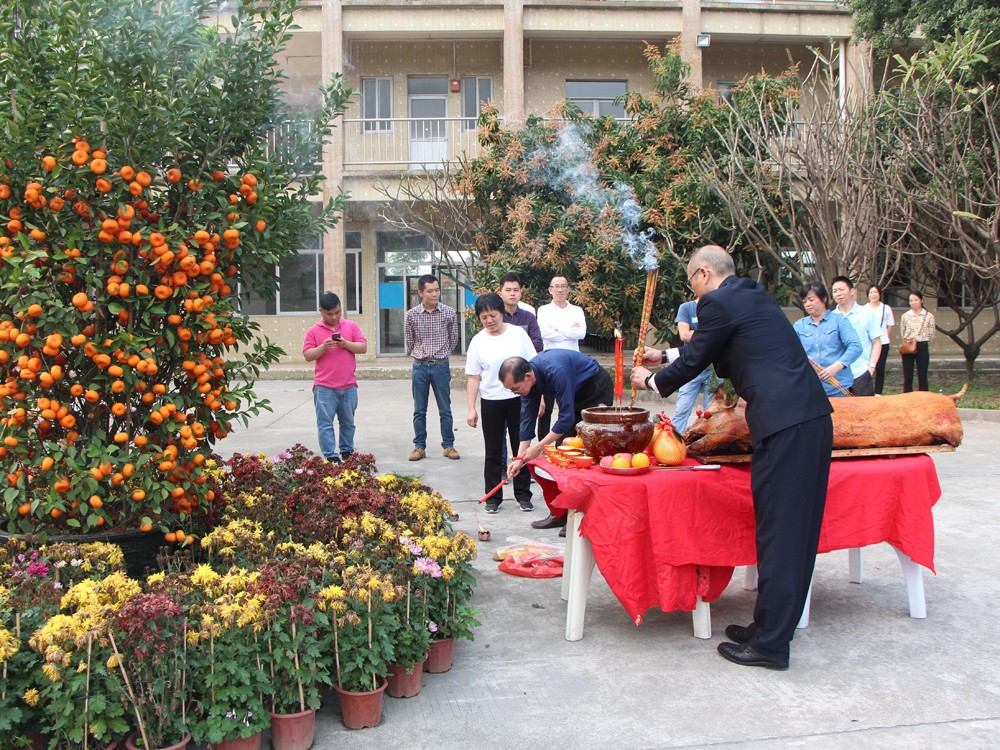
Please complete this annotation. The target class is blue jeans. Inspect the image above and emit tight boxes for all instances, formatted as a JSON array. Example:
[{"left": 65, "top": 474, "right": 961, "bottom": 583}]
[
  {"left": 672, "top": 366, "right": 713, "bottom": 433},
  {"left": 314, "top": 385, "right": 358, "bottom": 460},
  {"left": 412, "top": 362, "right": 454, "bottom": 449}
]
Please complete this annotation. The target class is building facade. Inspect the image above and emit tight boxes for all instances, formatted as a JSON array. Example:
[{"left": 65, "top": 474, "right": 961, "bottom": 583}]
[{"left": 256, "top": 0, "right": 879, "bottom": 361}]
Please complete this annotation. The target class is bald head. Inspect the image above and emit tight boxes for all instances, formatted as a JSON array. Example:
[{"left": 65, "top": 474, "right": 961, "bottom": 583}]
[
  {"left": 686, "top": 245, "right": 734, "bottom": 296},
  {"left": 689, "top": 245, "right": 735, "bottom": 277}
]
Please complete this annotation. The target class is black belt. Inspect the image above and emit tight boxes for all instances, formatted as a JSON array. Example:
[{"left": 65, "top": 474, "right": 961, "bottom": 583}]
[{"left": 415, "top": 358, "right": 450, "bottom": 365}]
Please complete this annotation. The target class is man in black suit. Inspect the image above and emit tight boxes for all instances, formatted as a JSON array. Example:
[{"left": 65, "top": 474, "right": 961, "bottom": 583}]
[{"left": 631, "top": 245, "right": 833, "bottom": 671}]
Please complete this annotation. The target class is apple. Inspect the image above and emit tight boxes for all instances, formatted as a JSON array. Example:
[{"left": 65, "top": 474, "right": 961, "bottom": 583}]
[{"left": 599, "top": 455, "right": 615, "bottom": 468}]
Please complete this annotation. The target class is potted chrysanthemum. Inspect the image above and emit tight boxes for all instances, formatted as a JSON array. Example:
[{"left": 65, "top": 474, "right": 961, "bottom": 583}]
[
  {"left": 321, "top": 560, "right": 401, "bottom": 730},
  {"left": 187, "top": 565, "right": 273, "bottom": 750},
  {"left": 248, "top": 553, "right": 330, "bottom": 750}
]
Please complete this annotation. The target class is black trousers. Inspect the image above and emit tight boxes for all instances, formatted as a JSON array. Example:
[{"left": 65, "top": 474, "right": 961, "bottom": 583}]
[
  {"left": 569, "top": 368, "right": 615, "bottom": 437},
  {"left": 538, "top": 367, "right": 614, "bottom": 441},
  {"left": 481, "top": 397, "right": 531, "bottom": 504},
  {"left": 873, "top": 343, "right": 889, "bottom": 394},
  {"left": 848, "top": 370, "right": 874, "bottom": 397},
  {"left": 902, "top": 341, "right": 930, "bottom": 392},
  {"left": 748, "top": 413, "right": 833, "bottom": 661}
]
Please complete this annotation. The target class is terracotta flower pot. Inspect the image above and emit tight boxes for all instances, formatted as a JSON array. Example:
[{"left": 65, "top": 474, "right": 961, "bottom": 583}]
[
  {"left": 214, "top": 732, "right": 262, "bottom": 750},
  {"left": 333, "top": 678, "right": 387, "bottom": 729},
  {"left": 424, "top": 636, "right": 455, "bottom": 673},
  {"left": 386, "top": 660, "right": 425, "bottom": 698},
  {"left": 268, "top": 708, "right": 316, "bottom": 750},
  {"left": 125, "top": 732, "right": 191, "bottom": 750}
]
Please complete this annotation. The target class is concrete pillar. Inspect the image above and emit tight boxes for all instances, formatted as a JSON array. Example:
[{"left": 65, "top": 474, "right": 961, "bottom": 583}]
[
  {"left": 503, "top": 0, "right": 524, "bottom": 117},
  {"left": 680, "top": 0, "right": 703, "bottom": 93},
  {"left": 322, "top": 0, "right": 346, "bottom": 299}
]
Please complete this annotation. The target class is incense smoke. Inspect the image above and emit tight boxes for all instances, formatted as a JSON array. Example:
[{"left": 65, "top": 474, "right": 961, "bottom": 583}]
[{"left": 534, "top": 123, "right": 658, "bottom": 271}]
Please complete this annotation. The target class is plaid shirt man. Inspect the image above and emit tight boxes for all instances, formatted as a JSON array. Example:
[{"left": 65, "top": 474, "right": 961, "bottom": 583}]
[{"left": 404, "top": 303, "right": 458, "bottom": 360}]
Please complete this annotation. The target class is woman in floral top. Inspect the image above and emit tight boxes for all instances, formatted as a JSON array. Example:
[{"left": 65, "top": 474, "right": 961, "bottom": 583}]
[{"left": 899, "top": 290, "right": 936, "bottom": 392}]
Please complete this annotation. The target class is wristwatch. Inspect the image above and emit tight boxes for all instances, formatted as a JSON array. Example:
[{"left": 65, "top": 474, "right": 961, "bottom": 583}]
[
  {"left": 660, "top": 349, "right": 668, "bottom": 364},
  {"left": 645, "top": 372, "right": 655, "bottom": 389}
]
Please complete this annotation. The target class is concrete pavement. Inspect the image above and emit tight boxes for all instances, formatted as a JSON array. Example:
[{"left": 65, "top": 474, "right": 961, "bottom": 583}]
[{"left": 219, "top": 379, "right": 1000, "bottom": 750}]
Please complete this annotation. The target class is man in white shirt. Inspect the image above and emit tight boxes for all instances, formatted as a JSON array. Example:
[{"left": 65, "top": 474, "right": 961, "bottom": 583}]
[
  {"left": 537, "top": 276, "right": 586, "bottom": 351},
  {"left": 831, "top": 276, "right": 882, "bottom": 397},
  {"left": 535, "top": 276, "right": 587, "bottom": 440}
]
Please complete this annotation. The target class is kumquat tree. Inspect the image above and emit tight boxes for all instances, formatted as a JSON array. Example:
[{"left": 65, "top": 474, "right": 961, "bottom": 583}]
[{"left": 0, "top": 0, "right": 351, "bottom": 540}]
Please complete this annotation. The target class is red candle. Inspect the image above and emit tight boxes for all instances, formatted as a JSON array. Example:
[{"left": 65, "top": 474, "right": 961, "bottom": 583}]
[{"left": 614, "top": 328, "right": 624, "bottom": 404}]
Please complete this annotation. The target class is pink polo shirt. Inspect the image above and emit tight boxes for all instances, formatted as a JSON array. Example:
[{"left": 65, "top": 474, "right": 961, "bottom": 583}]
[{"left": 302, "top": 318, "right": 366, "bottom": 390}]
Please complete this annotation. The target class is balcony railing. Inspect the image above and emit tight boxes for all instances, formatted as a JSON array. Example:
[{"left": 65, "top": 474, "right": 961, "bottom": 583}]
[{"left": 342, "top": 117, "right": 481, "bottom": 170}]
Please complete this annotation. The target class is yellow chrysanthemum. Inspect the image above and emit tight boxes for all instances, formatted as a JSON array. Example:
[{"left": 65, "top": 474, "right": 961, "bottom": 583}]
[
  {"left": 41, "top": 662, "right": 61, "bottom": 682},
  {"left": 22, "top": 688, "right": 40, "bottom": 707},
  {"left": 191, "top": 564, "right": 222, "bottom": 591},
  {"left": 0, "top": 627, "right": 19, "bottom": 662},
  {"left": 106, "top": 653, "right": 120, "bottom": 669}
]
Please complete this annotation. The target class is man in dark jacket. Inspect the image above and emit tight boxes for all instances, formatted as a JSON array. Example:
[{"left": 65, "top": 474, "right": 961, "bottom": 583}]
[
  {"left": 501, "top": 349, "right": 614, "bottom": 533},
  {"left": 632, "top": 245, "right": 833, "bottom": 671}
]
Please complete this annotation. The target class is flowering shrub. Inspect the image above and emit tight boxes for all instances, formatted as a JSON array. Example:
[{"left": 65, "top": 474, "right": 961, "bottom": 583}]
[
  {"left": 249, "top": 553, "right": 331, "bottom": 714},
  {"left": 418, "top": 527, "right": 480, "bottom": 642},
  {"left": 217, "top": 448, "right": 403, "bottom": 546},
  {"left": 0, "top": 539, "right": 127, "bottom": 744},
  {"left": 108, "top": 572, "right": 194, "bottom": 748},
  {"left": 187, "top": 565, "right": 273, "bottom": 744},
  {"left": 0, "top": 450, "right": 478, "bottom": 741},
  {"left": 321, "top": 559, "right": 402, "bottom": 694}
]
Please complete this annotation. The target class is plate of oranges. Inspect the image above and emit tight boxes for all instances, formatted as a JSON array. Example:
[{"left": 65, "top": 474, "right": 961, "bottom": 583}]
[{"left": 597, "top": 452, "right": 651, "bottom": 476}]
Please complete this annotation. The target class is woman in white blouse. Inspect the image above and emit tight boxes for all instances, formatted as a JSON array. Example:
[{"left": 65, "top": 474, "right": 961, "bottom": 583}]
[
  {"left": 899, "top": 290, "right": 936, "bottom": 392},
  {"left": 866, "top": 283, "right": 894, "bottom": 395},
  {"left": 465, "top": 293, "right": 537, "bottom": 513}
]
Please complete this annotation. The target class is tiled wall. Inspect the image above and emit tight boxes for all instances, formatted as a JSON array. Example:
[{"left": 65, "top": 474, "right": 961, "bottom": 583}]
[
  {"left": 345, "top": 41, "right": 504, "bottom": 119},
  {"left": 525, "top": 40, "right": 655, "bottom": 114}
]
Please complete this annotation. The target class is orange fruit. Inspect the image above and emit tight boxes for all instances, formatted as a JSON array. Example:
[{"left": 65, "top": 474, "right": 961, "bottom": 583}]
[
  {"left": 630, "top": 453, "right": 651, "bottom": 469},
  {"left": 611, "top": 456, "right": 631, "bottom": 469}
]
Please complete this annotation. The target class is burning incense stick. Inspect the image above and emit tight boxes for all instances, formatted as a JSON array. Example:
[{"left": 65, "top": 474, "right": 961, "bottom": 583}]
[{"left": 631, "top": 267, "right": 659, "bottom": 407}]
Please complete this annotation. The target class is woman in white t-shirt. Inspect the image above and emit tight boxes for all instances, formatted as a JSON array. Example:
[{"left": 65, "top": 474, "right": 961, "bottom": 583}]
[
  {"left": 465, "top": 293, "right": 537, "bottom": 514},
  {"left": 866, "top": 283, "right": 895, "bottom": 395}
]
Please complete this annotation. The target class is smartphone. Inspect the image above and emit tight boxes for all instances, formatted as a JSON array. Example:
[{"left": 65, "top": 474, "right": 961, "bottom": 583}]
[{"left": 330, "top": 332, "right": 342, "bottom": 340}]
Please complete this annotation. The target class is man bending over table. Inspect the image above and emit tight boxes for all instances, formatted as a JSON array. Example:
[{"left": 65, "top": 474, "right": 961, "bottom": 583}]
[
  {"left": 500, "top": 350, "right": 614, "bottom": 535},
  {"left": 631, "top": 245, "right": 833, "bottom": 672}
]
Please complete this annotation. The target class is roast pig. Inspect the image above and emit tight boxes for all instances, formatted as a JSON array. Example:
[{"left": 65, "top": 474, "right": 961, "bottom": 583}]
[{"left": 683, "top": 385, "right": 966, "bottom": 455}]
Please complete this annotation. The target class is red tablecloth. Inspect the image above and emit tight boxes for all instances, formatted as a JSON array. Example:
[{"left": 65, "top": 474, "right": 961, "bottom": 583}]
[{"left": 529, "top": 455, "right": 941, "bottom": 622}]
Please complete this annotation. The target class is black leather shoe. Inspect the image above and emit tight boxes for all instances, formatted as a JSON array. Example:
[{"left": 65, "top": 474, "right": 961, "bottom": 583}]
[
  {"left": 558, "top": 526, "right": 566, "bottom": 538},
  {"left": 725, "top": 624, "right": 754, "bottom": 644},
  {"left": 717, "top": 641, "right": 788, "bottom": 671},
  {"left": 530, "top": 514, "right": 566, "bottom": 530}
]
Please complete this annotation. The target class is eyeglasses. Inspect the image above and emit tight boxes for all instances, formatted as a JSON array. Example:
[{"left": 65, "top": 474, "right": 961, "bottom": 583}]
[
  {"left": 549, "top": 284, "right": 568, "bottom": 290},
  {"left": 686, "top": 267, "right": 704, "bottom": 293}
]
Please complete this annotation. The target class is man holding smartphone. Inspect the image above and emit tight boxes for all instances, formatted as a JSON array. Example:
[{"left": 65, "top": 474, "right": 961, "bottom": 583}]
[{"left": 303, "top": 292, "right": 368, "bottom": 463}]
